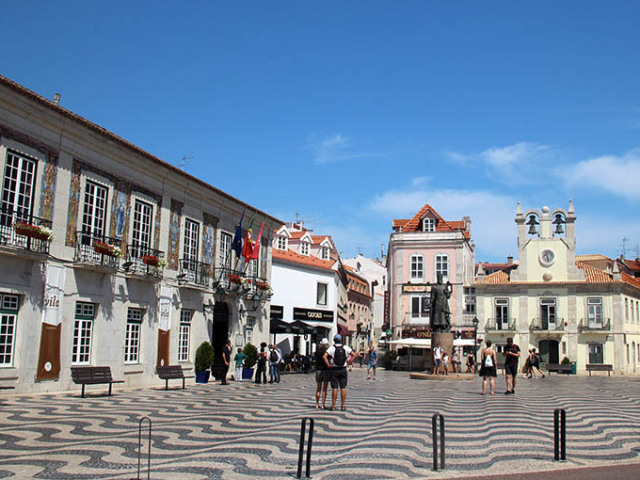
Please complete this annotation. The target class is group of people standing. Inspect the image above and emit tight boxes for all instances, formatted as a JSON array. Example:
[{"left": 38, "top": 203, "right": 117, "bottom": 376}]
[{"left": 479, "top": 337, "right": 521, "bottom": 395}]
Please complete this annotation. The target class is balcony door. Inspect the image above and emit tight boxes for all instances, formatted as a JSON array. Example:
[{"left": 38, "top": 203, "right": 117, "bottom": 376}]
[
  {"left": 182, "top": 219, "right": 200, "bottom": 281},
  {"left": 541, "top": 298, "right": 556, "bottom": 330},
  {"left": 587, "top": 297, "right": 603, "bottom": 329},
  {"left": 131, "top": 200, "right": 153, "bottom": 258},
  {"left": 80, "top": 181, "right": 108, "bottom": 245},
  {"left": 1, "top": 152, "right": 37, "bottom": 226},
  {"left": 495, "top": 298, "right": 509, "bottom": 330}
]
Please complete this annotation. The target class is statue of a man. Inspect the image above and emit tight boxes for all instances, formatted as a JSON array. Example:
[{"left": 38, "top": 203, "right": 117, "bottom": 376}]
[{"left": 430, "top": 273, "right": 452, "bottom": 332}]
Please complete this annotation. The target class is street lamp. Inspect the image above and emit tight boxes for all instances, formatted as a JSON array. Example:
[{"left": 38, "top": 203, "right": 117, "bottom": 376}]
[{"left": 472, "top": 316, "right": 479, "bottom": 372}]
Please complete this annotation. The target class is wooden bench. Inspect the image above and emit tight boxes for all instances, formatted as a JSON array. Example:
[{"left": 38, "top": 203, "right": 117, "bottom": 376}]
[
  {"left": 71, "top": 366, "right": 124, "bottom": 397},
  {"left": 546, "top": 363, "right": 573, "bottom": 374},
  {"left": 156, "top": 365, "right": 194, "bottom": 390},
  {"left": 586, "top": 364, "right": 613, "bottom": 376}
]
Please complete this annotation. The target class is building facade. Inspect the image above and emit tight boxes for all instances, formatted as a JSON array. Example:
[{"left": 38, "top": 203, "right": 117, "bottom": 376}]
[
  {"left": 0, "top": 75, "right": 280, "bottom": 393},
  {"left": 387, "top": 204, "right": 476, "bottom": 345},
  {"left": 475, "top": 202, "right": 640, "bottom": 374}
]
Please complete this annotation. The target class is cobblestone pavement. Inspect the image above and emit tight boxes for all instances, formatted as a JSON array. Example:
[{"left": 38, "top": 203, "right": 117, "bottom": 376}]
[{"left": 0, "top": 369, "right": 639, "bottom": 479}]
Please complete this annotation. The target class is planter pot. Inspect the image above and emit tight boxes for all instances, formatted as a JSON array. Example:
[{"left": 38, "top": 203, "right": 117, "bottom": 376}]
[
  {"left": 142, "top": 255, "right": 160, "bottom": 266},
  {"left": 242, "top": 367, "right": 255, "bottom": 380},
  {"left": 15, "top": 225, "right": 50, "bottom": 241},
  {"left": 94, "top": 242, "right": 118, "bottom": 257},
  {"left": 195, "top": 370, "right": 210, "bottom": 384}
]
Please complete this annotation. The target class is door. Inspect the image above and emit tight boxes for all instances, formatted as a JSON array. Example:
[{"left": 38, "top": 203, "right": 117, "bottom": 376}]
[
  {"left": 539, "top": 340, "right": 559, "bottom": 364},
  {"left": 495, "top": 299, "right": 508, "bottom": 330},
  {"left": 541, "top": 298, "right": 556, "bottom": 330},
  {"left": 211, "top": 302, "right": 229, "bottom": 364},
  {"left": 588, "top": 343, "right": 603, "bottom": 364}
]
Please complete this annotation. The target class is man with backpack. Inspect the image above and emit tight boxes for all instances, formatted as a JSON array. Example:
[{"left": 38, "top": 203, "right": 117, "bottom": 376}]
[
  {"left": 323, "top": 334, "right": 355, "bottom": 411},
  {"left": 268, "top": 344, "right": 282, "bottom": 384}
]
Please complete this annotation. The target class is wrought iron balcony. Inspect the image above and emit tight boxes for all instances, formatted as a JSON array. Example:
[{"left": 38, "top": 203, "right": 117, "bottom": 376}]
[
  {"left": 484, "top": 318, "right": 516, "bottom": 332},
  {"left": 177, "top": 258, "right": 211, "bottom": 287},
  {"left": 74, "top": 231, "right": 121, "bottom": 269},
  {"left": 212, "top": 266, "right": 246, "bottom": 293},
  {"left": 122, "top": 243, "right": 165, "bottom": 279},
  {"left": 578, "top": 318, "right": 611, "bottom": 333},
  {"left": 530, "top": 317, "right": 565, "bottom": 332},
  {"left": 0, "top": 210, "right": 52, "bottom": 255}
]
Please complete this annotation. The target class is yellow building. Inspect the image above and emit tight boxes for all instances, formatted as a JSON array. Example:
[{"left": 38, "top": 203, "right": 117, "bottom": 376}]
[{"left": 475, "top": 202, "right": 640, "bottom": 375}]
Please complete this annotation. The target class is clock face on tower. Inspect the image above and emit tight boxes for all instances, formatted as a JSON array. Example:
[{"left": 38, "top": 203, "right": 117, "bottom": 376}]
[{"left": 539, "top": 248, "right": 556, "bottom": 267}]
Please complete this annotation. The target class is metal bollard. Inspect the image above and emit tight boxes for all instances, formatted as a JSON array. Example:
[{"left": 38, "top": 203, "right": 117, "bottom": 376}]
[
  {"left": 432, "top": 413, "right": 445, "bottom": 471},
  {"left": 295, "top": 417, "right": 314, "bottom": 479},
  {"left": 553, "top": 409, "right": 566, "bottom": 462},
  {"left": 132, "top": 416, "right": 152, "bottom": 480}
]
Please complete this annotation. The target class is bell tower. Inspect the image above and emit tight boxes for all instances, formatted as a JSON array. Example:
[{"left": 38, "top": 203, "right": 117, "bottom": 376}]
[{"left": 512, "top": 201, "right": 577, "bottom": 282}]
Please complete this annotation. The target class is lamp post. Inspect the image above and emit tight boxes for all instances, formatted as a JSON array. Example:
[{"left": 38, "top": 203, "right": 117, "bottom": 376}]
[{"left": 472, "top": 316, "right": 479, "bottom": 372}]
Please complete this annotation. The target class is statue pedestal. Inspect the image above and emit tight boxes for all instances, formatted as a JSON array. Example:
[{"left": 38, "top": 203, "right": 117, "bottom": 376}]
[{"left": 432, "top": 332, "right": 454, "bottom": 373}]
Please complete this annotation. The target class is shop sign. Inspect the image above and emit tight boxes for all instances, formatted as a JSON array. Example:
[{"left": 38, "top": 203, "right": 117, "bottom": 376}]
[
  {"left": 402, "top": 328, "right": 432, "bottom": 339},
  {"left": 270, "top": 305, "right": 283, "bottom": 319},
  {"left": 293, "top": 307, "right": 333, "bottom": 322},
  {"left": 403, "top": 285, "right": 428, "bottom": 293}
]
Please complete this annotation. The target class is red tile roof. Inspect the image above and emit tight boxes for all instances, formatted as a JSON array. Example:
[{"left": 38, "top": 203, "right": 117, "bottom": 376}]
[
  {"left": 393, "top": 204, "right": 470, "bottom": 238},
  {"left": 272, "top": 248, "right": 335, "bottom": 271}
]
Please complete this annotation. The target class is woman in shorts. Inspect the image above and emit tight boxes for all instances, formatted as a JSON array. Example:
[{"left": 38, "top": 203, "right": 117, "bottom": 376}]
[
  {"left": 479, "top": 339, "right": 497, "bottom": 395},
  {"left": 315, "top": 338, "right": 330, "bottom": 409}
]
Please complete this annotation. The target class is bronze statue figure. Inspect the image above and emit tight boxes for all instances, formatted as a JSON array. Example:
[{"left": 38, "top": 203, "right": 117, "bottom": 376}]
[{"left": 430, "top": 272, "right": 452, "bottom": 332}]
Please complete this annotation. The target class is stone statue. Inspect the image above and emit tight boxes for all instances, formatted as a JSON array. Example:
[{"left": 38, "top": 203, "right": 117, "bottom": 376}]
[{"left": 430, "top": 273, "right": 452, "bottom": 332}]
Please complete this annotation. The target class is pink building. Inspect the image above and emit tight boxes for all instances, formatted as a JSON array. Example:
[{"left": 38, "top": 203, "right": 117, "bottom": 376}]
[{"left": 387, "top": 204, "right": 476, "bottom": 348}]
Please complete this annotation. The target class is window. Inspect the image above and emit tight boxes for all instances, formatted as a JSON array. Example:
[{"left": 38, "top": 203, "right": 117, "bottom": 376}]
[
  {"left": 625, "top": 298, "right": 629, "bottom": 323},
  {"left": 411, "top": 294, "right": 430, "bottom": 319},
  {"left": 587, "top": 297, "right": 603, "bottom": 327},
  {"left": 245, "top": 316, "right": 255, "bottom": 345},
  {"left": 124, "top": 308, "right": 143, "bottom": 364},
  {"left": 410, "top": 254, "right": 424, "bottom": 281},
  {"left": 131, "top": 200, "right": 153, "bottom": 257},
  {"left": 464, "top": 287, "right": 476, "bottom": 315},
  {"left": 81, "top": 180, "right": 108, "bottom": 244},
  {"left": 422, "top": 217, "right": 435, "bottom": 232},
  {"left": 0, "top": 294, "right": 19, "bottom": 366},
  {"left": 219, "top": 232, "right": 232, "bottom": 268},
  {"left": 322, "top": 246, "right": 330, "bottom": 260},
  {"left": 435, "top": 254, "right": 449, "bottom": 281},
  {"left": 495, "top": 298, "right": 509, "bottom": 329},
  {"left": 540, "top": 298, "right": 556, "bottom": 329},
  {"left": 178, "top": 310, "right": 192, "bottom": 362},
  {"left": 72, "top": 302, "right": 95, "bottom": 365},
  {"left": 588, "top": 343, "right": 603, "bottom": 364},
  {"left": 276, "top": 235, "right": 287, "bottom": 250},
  {"left": 1, "top": 151, "right": 37, "bottom": 226},
  {"left": 301, "top": 241, "right": 310, "bottom": 256},
  {"left": 317, "top": 283, "right": 328, "bottom": 306},
  {"left": 182, "top": 219, "right": 200, "bottom": 278}
]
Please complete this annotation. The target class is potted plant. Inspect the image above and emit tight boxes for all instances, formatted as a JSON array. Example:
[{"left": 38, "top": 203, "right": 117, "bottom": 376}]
[
  {"left": 194, "top": 341, "right": 215, "bottom": 383},
  {"left": 242, "top": 343, "right": 257, "bottom": 380},
  {"left": 93, "top": 240, "right": 122, "bottom": 257},
  {"left": 561, "top": 356, "right": 575, "bottom": 374},
  {"left": 142, "top": 254, "right": 166, "bottom": 268}
]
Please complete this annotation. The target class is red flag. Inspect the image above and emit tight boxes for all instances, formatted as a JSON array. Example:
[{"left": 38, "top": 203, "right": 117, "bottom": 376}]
[
  {"left": 250, "top": 222, "right": 265, "bottom": 261},
  {"left": 241, "top": 228, "right": 253, "bottom": 262}
]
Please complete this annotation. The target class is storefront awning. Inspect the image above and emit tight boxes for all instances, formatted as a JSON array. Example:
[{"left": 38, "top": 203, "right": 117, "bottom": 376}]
[
  {"left": 387, "top": 338, "right": 432, "bottom": 349},
  {"left": 270, "top": 318, "right": 330, "bottom": 335}
]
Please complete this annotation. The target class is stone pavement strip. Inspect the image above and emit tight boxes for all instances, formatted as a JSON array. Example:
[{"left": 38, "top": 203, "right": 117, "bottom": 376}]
[{"left": 0, "top": 370, "right": 639, "bottom": 479}]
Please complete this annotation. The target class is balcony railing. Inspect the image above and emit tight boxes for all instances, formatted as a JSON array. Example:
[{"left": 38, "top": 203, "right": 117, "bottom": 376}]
[
  {"left": 530, "top": 317, "right": 565, "bottom": 332},
  {"left": 122, "top": 243, "right": 164, "bottom": 279},
  {"left": 578, "top": 318, "right": 611, "bottom": 333},
  {"left": 211, "top": 267, "right": 272, "bottom": 299},
  {"left": 74, "top": 231, "right": 121, "bottom": 269},
  {"left": 484, "top": 318, "right": 516, "bottom": 331},
  {"left": 0, "top": 210, "right": 52, "bottom": 255},
  {"left": 178, "top": 258, "right": 211, "bottom": 287}
]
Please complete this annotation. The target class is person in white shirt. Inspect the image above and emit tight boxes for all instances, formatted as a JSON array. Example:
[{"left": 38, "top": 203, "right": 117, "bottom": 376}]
[
  {"left": 433, "top": 343, "right": 443, "bottom": 375},
  {"left": 323, "top": 334, "right": 355, "bottom": 411}
]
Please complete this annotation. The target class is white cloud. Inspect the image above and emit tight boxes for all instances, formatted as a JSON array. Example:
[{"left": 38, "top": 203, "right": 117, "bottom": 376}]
[
  {"left": 307, "top": 133, "right": 382, "bottom": 164},
  {"left": 560, "top": 150, "right": 640, "bottom": 201},
  {"left": 446, "top": 141, "right": 556, "bottom": 185}
]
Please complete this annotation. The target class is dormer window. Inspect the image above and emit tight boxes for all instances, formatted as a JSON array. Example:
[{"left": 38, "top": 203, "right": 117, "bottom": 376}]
[
  {"left": 276, "top": 235, "right": 288, "bottom": 250},
  {"left": 422, "top": 218, "right": 436, "bottom": 232},
  {"left": 301, "top": 241, "right": 310, "bottom": 256}
]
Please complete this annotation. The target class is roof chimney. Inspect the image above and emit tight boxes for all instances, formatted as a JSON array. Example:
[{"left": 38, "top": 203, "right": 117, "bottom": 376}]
[
  {"left": 507, "top": 256, "right": 513, "bottom": 265},
  {"left": 53, "top": 93, "right": 60, "bottom": 105}
]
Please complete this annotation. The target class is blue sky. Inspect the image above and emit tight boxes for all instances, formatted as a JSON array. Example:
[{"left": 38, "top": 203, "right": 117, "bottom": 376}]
[{"left": 3, "top": 1, "right": 640, "bottom": 262}]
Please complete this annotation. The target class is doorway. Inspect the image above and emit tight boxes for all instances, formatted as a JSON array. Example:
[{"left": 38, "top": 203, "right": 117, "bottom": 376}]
[
  {"left": 212, "top": 302, "right": 230, "bottom": 364},
  {"left": 539, "top": 339, "right": 559, "bottom": 364}
]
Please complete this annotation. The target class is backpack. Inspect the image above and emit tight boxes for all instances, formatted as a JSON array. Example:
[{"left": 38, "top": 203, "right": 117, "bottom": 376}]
[
  {"left": 333, "top": 346, "right": 347, "bottom": 367},
  {"left": 270, "top": 350, "right": 278, "bottom": 363},
  {"left": 484, "top": 354, "right": 494, "bottom": 367}
]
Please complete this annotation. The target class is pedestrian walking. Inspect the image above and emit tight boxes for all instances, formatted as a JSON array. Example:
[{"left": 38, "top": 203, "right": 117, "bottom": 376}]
[
  {"left": 479, "top": 339, "right": 497, "bottom": 395},
  {"left": 255, "top": 342, "right": 268, "bottom": 384},
  {"left": 269, "top": 344, "right": 281, "bottom": 383},
  {"left": 433, "top": 342, "right": 443, "bottom": 375},
  {"left": 466, "top": 351, "right": 476, "bottom": 373},
  {"left": 366, "top": 344, "right": 378, "bottom": 380},
  {"left": 323, "top": 334, "right": 355, "bottom": 411},
  {"left": 315, "top": 338, "right": 330, "bottom": 409},
  {"left": 528, "top": 348, "right": 545, "bottom": 378},
  {"left": 451, "top": 349, "right": 460, "bottom": 375},
  {"left": 504, "top": 337, "right": 521, "bottom": 394},
  {"left": 220, "top": 339, "right": 231, "bottom": 385},
  {"left": 234, "top": 347, "right": 247, "bottom": 382}
]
